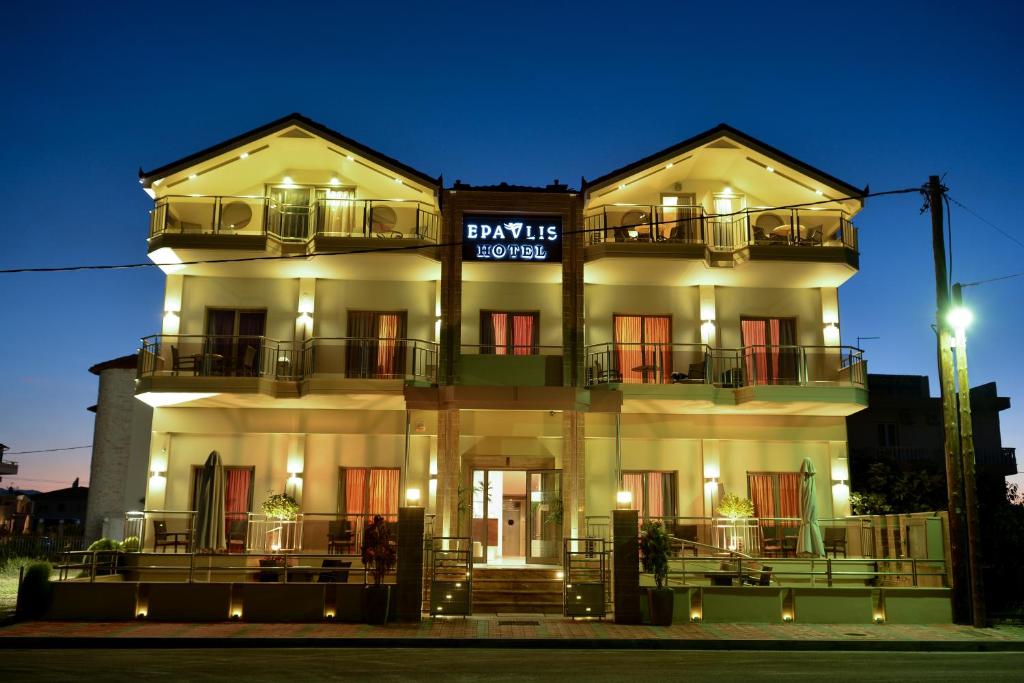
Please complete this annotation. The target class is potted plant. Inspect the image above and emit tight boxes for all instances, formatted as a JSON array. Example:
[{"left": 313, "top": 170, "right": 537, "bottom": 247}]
[
  {"left": 261, "top": 492, "right": 300, "bottom": 520},
  {"left": 639, "top": 520, "right": 673, "bottom": 626},
  {"left": 361, "top": 514, "right": 397, "bottom": 624},
  {"left": 716, "top": 493, "right": 755, "bottom": 552}
]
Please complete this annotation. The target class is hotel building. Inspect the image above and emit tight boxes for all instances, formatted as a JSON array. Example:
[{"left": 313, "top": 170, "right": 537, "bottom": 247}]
[{"left": 133, "top": 114, "right": 866, "bottom": 565}]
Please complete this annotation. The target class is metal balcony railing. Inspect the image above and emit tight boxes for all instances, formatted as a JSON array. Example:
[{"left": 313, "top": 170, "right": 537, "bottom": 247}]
[
  {"left": 138, "top": 335, "right": 438, "bottom": 383},
  {"left": 583, "top": 204, "right": 857, "bottom": 252},
  {"left": 585, "top": 342, "right": 866, "bottom": 388},
  {"left": 149, "top": 195, "right": 440, "bottom": 242}
]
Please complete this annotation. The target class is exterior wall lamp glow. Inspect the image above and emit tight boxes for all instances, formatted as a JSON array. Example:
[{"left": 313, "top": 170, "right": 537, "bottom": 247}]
[
  {"left": 616, "top": 490, "right": 633, "bottom": 509},
  {"left": 405, "top": 487, "right": 422, "bottom": 505}
]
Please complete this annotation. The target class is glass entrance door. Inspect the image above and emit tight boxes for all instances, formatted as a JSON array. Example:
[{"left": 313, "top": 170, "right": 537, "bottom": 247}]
[{"left": 527, "top": 470, "right": 562, "bottom": 564}]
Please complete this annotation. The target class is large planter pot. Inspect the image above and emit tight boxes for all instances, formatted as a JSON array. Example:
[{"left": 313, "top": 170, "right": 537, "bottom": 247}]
[
  {"left": 364, "top": 585, "right": 392, "bottom": 625},
  {"left": 647, "top": 588, "right": 674, "bottom": 626}
]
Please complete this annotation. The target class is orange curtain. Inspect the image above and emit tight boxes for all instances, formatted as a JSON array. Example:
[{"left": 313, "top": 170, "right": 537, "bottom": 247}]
[
  {"left": 343, "top": 468, "right": 367, "bottom": 516},
  {"left": 491, "top": 314, "right": 508, "bottom": 355},
  {"left": 377, "top": 314, "right": 400, "bottom": 376},
  {"left": 512, "top": 314, "right": 534, "bottom": 355},
  {"left": 748, "top": 473, "right": 775, "bottom": 525},
  {"left": 741, "top": 319, "right": 768, "bottom": 385},
  {"left": 644, "top": 316, "right": 672, "bottom": 382},
  {"left": 622, "top": 472, "right": 645, "bottom": 519},
  {"left": 368, "top": 468, "right": 400, "bottom": 515},
  {"left": 615, "top": 316, "right": 643, "bottom": 383},
  {"left": 777, "top": 472, "right": 802, "bottom": 524},
  {"left": 646, "top": 472, "right": 665, "bottom": 518}
]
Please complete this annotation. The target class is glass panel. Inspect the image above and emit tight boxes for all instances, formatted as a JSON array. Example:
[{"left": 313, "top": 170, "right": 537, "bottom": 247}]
[
  {"left": 527, "top": 470, "right": 561, "bottom": 564},
  {"left": 471, "top": 470, "right": 489, "bottom": 563}
]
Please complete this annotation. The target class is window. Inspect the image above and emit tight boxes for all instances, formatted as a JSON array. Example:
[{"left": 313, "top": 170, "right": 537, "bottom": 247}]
[
  {"left": 190, "top": 465, "right": 254, "bottom": 547},
  {"left": 480, "top": 311, "right": 539, "bottom": 355},
  {"left": 747, "top": 472, "right": 801, "bottom": 524},
  {"left": 613, "top": 314, "right": 672, "bottom": 383},
  {"left": 621, "top": 471, "right": 677, "bottom": 518},
  {"left": 878, "top": 422, "right": 899, "bottom": 447},
  {"left": 338, "top": 468, "right": 400, "bottom": 516},
  {"left": 659, "top": 193, "right": 700, "bottom": 241},
  {"left": 346, "top": 311, "right": 408, "bottom": 378},
  {"left": 205, "top": 309, "right": 267, "bottom": 376},
  {"left": 316, "top": 187, "right": 357, "bottom": 236},
  {"left": 740, "top": 317, "right": 798, "bottom": 385}
]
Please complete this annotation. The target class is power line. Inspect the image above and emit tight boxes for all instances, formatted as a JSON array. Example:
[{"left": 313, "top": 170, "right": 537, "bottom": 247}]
[
  {"left": 960, "top": 271, "right": 1024, "bottom": 288},
  {"left": 0, "top": 187, "right": 921, "bottom": 275},
  {"left": 7, "top": 445, "right": 92, "bottom": 455},
  {"left": 947, "top": 195, "right": 1024, "bottom": 252}
]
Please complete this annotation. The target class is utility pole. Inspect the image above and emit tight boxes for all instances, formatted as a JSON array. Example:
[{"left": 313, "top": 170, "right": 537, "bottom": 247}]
[
  {"left": 927, "top": 175, "right": 970, "bottom": 625},
  {"left": 951, "top": 282, "right": 986, "bottom": 627}
]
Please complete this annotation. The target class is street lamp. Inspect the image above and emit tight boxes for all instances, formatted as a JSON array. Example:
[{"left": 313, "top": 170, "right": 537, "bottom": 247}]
[{"left": 947, "top": 306, "right": 973, "bottom": 335}]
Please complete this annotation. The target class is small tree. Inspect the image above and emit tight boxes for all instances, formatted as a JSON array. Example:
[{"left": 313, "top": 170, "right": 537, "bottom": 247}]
[
  {"left": 717, "top": 493, "right": 755, "bottom": 519},
  {"left": 361, "top": 515, "right": 397, "bottom": 586},
  {"left": 261, "top": 492, "right": 300, "bottom": 521},
  {"left": 639, "top": 521, "right": 670, "bottom": 590}
]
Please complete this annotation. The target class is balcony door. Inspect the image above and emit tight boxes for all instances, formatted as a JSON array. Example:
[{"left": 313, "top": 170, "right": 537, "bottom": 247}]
[
  {"left": 613, "top": 314, "right": 671, "bottom": 383},
  {"left": 316, "top": 187, "right": 357, "bottom": 236},
  {"left": 346, "top": 311, "right": 407, "bottom": 378},
  {"left": 480, "top": 311, "right": 539, "bottom": 355},
  {"left": 269, "top": 186, "right": 312, "bottom": 239},
  {"left": 740, "top": 317, "right": 798, "bottom": 385},
  {"left": 205, "top": 309, "right": 266, "bottom": 376}
]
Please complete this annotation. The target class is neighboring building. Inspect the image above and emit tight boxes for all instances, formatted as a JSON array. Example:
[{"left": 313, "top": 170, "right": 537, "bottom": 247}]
[
  {"left": 30, "top": 479, "right": 88, "bottom": 531},
  {"left": 0, "top": 443, "right": 17, "bottom": 483},
  {"left": 131, "top": 114, "right": 867, "bottom": 563},
  {"left": 84, "top": 355, "right": 153, "bottom": 541},
  {"left": 0, "top": 487, "right": 33, "bottom": 534},
  {"left": 847, "top": 373, "right": 1016, "bottom": 482}
]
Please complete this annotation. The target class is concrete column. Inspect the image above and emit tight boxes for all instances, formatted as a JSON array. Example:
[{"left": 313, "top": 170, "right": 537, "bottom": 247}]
[
  {"left": 562, "top": 410, "right": 586, "bottom": 539},
  {"left": 821, "top": 287, "right": 840, "bottom": 346},
  {"left": 145, "top": 433, "right": 171, "bottom": 511},
  {"left": 699, "top": 285, "right": 717, "bottom": 347},
  {"left": 701, "top": 439, "right": 721, "bottom": 517},
  {"left": 612, "top": 509, "right": 641, "bottom": 624},
  {"left": 829, "top": 440, "right": 851, "bottom": 517},
  {"left": 295, "top": 277, "right": 316, "bottom": 342},
  {"left": 162, "top": 275, "right": 184, "bottom": 336},
  {"left": 396, "top": 506, "right": 425, "bottom": 622},
  {"left": 435, "top": 409, "right": 461, "bottom": 537}
]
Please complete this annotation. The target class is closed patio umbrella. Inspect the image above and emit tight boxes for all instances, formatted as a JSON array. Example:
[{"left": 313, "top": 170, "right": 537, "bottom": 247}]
[
  {"left": 192, "top": 450, "right": 226, "bottom": 552},
  {"left": 796, "top": 457, "right": 825, "bottom": 557}
]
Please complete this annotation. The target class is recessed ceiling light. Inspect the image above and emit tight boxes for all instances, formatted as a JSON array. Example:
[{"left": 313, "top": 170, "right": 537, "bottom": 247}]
[
  {"left": 239, "top": 152, "right": 249, "bottom": 159},
  {"left": 394, "top": 178, "right": 403, "bottom": 184},
  {"left": 765, "top": 166, "right": 774, "bottom": 173},
  {"left": 618, "top": 183, "right": 627, "bottom": 190},
  {"left": 283, "top": 176, "right": 294, "bottom": 185},
  {"left": 330, "top": 177, "right": 340, "bottom": 185},
  {"left": 665, "top": 162, "right": 674, "bottom": 169},
  {"left": 346, "top": 155, "right": 354, "bottom": 161},
  {"left": 188, "top": 174, "right": 197, "bottom": 180},
  {"left": 815, "top": 189, "right": 823, "bottom": 195}
]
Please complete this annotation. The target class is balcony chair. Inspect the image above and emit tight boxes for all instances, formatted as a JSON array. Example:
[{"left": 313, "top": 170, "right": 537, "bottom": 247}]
[
  {"left": 171, "top": 346, "right": 197, "bottom": 376},
  {"left": 240, "top": 345, "right": 258, "bottom": 377},
  {"left": 227, "top": 520, "right": 247, "bottom": 554},
  {"left": 798, "top": 226, "right": 823, "bottom": 247},
  {"left": 761, "top": 528, "right": 783, "bottom": 558},
  {"left": 741, "top": 564, "right": 773, "bottom": 587},
  {"left": 824, "top": 527, "right": 848, "bottom": 558},
  {"left": 781, "top": 526, "right": 799, "bottom": 557},
  {"left": 754, "top": 214, "right": 785, "bottom": 244},
  {"left": 317, "top": 559, "right": 352, "bottom": 584},
  {"left": 327, "top": 520, "right": 355, "bottom": 554},
  {"left": 152, "top": 520, "right": 190, "bottom": 553}
]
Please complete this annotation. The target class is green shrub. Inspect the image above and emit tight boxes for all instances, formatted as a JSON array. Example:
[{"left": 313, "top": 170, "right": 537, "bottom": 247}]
[
  {"left": 16, "top": 561, "right": 53, "bottom": 620},
  {"left": 640, "top": 521, "right": 670, "bottom": 590},
  {"left": 121, "top": 536, "right": 140, "bottom": 553},
  {"left": 86, "top": 538, "right": 121, "bottom": 552}
]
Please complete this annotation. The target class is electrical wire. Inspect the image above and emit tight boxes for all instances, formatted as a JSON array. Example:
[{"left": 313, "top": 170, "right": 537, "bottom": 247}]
[
  {"left": 960, "top": 271, "right": 1024, "bottom": 288},
  {"left": 947, "top": 195, "right": 1024, "bottom": 252},
  {"left": 6, "top": 445, "right": 92, "bottom": 455},
  {"left": 0, "top": 187, "right": 922, "bottom": 275}
]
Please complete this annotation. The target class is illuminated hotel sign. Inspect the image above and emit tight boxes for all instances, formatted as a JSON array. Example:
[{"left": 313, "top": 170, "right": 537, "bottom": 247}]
[{"left": 462, "top": 214, "right": 562, "bottom": 263}]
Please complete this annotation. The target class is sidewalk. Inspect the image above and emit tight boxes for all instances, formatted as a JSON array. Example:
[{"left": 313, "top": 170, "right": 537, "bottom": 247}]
[{"left": 3, "top": 616, "right": 1024, "bottom": 651}]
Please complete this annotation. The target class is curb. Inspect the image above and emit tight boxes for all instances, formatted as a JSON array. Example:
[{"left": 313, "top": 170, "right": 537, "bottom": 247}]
[{"left": 2, "top": 636, "right": 1023, "bottom": 652}]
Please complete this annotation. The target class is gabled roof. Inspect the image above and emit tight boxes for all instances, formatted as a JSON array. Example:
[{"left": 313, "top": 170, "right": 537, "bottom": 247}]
[
  {"left": 139, "top": 113, "right": 441, "bottom": 190},
  {"left": 583, "top": 123, "right": 866, "bottom": 200}
]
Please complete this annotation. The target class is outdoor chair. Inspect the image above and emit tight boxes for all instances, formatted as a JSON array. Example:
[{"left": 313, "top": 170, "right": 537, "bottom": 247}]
[
  {"left": 741, "top": 564, "right": 773, "bottom": 587},
  {"left": 227, "top": 519, "right": 247, "bottom": 554},
  {"left": 761, "top": 528, "right": 783, "bottom": 557},
  {"left": 152, "top": 520, "right": 189, "bottom": 553},
  {"left": 240, "top": 345, "right": 258, "bottom": 376},
  {"left": 317, "top": 559, "right": 352, "bottom": 583},
  {"left": 824, "top": 527, "right": 848, "bottom": 558},
  {"left": 781, "top": 526, "right": 799, "bottom": 557},
  {"left": 685, "top": 362, "right": 706, "bottom": 383},
  {"left": 327, "top": 520, "right": 355, "bottom": 554},
  {"left": 171, "top": 346, "right": 197, "bottom": 375}
]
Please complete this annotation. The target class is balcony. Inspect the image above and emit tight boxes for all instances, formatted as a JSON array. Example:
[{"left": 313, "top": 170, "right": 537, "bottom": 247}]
[
  {"left": 585, "top": 342, "right": 867, "bottom": 414},
  {"left": 583, "top": 204, "right": 858, "bottom": 269},
  {"left": 137, "top": 335, "right": 438, "bottom": 399},
  {"left": 147, "top": 195, "right": 440, "bottom": 252},
  {"left": 457, "top": 344, "right": 564, "bottom": 387},
  {"left": 0, "top": 458, "right": 17, "bottom": 476}
]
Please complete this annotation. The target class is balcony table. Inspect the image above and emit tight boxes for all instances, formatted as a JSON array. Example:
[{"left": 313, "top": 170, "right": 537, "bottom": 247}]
[
  {"left": 771, "top": 224, "right": 811, "bottom": 240},
  {"left": 200, "top": 353, "right": 225, "bottom": 375}
]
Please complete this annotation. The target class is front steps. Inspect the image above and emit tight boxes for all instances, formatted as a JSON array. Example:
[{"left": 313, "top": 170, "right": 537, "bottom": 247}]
[{"left": 470, "top": 567, "right": 563, "bottom": 614}]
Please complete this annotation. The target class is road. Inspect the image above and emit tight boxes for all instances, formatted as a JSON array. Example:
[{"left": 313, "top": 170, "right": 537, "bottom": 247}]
[{"left": 1, "top": 648, "right": 1021, "bottom": 682}]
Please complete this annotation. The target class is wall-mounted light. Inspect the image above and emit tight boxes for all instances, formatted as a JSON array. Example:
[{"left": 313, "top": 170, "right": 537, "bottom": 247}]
[
  {"left": 150, "top": 469, "right": 165, "bottom": 479},
  {"left": 765, "top": 166, "right": 775, "bottom": 173},
  {"left": 531, "top": 491, "right": 543, "bottom": 503},
  {"left": 406, "top": 488, "right": 422, "bottom": 505},
  {"left": 616, "top": 490, "right": 633, "bottom": 509},
  {"left": 329, "top": 177, "right": 340, "bottom": 185}
]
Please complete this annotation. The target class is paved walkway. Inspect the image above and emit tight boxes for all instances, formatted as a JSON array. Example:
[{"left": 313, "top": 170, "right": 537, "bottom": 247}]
[{"left": 2, "top": 616, "right": 1024, "bottom": 650}]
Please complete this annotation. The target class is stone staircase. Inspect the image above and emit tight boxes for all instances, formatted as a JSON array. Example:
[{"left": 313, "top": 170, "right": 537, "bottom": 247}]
[{"left": 470, "top": 567, "right": 564, "bottom": 614}]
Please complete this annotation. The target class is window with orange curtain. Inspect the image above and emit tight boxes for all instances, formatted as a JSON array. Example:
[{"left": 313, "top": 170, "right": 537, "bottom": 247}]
[
  {"left": 613, "top": 315, "right": 672, "bottom": 384},
  {"left": 622, "top": 471, "right": 677, "bottom": 519},
  {"left": 480, "top": 311, "right": 539, "bottom": 355},
  {"left": 338, "top": 467, "right": 400, "bottom": 516},
  {"left": 747, "top": 471, "right": 801, "bottom": 525},
  {"left": 740, "top": 317, "right": 797, "bottom": 385},
  {"left": 346, "top": 311, "right": 407, "bottom": 378},
  {"left": 190, "top": 465, "right": 253, "bottom": 540}
]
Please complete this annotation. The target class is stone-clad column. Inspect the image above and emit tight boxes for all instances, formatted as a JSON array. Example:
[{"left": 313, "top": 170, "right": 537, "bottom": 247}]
[
  {"left": 562, "top": 410, "right": 586, "bottom": 539},
  {"left": 435, "top": 409, "right": 461, "bottom": 537},
  {"left": 613, "top": 509, "right": 641, "bottom": 624},
  {"left": 562, "top": 196, "right": 585, "bottom": 386}
]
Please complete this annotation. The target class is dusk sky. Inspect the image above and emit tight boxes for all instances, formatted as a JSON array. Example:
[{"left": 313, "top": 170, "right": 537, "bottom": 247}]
[{"left": 0, "top": 1, "right": 1021, "bottom": 492}]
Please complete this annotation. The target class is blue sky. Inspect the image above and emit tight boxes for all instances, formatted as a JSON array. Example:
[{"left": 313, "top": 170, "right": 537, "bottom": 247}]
[{"left": 0, "top": 1, "right": 1021, "bottom": 491}]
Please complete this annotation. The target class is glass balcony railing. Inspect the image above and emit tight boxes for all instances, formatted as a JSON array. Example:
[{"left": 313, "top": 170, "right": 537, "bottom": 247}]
[
  {"left": 585, "top": 342, "right": 866, "bottom": 388},
  {"left": 149, "top": 196, "right": 440, "bottom": 243},
  {"left": 138, "top": 335, "right": 438, "bottom": 383},
  {"left": 583, "top": 205, "right": 857, "bottom": 252}
]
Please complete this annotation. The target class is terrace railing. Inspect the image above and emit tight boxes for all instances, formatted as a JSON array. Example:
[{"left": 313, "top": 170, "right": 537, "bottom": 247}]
[
  {"left": 585, "top": 343, "right": 866, "bottom": 388},
  {"left": 150, "top": 195, "right": 440, "bottom": 242},
  {"left": 301, "top": 337, "right": 438, "bottom": 382}
]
